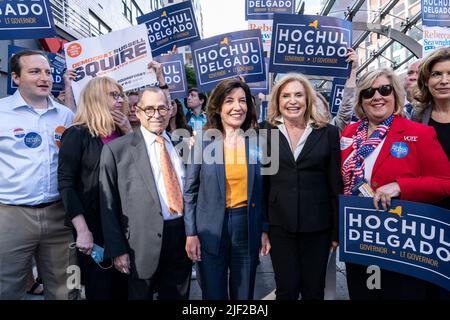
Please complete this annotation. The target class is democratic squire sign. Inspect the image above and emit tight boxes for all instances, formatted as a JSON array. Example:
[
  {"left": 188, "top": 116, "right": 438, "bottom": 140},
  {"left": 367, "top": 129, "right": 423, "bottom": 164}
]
[
  {"left": 137, "top": 1, "right": 200, "bottom": 57},
  {"left": 245, "top": 0, "right": 296, "bottom": 20},
  {"left": 269, "top": 14, "right": 352, "bottom": 78},
  {"left": 7, "top": 45, "right": 65, "bottom": 96},
  {"left": 191, "top": 29, "right": 266, "bottom": 92},
  {"left": 64, "top": 24, "right": 156, "bottom": 104},
  {"left": 421, "top": 0, "right": 450, "bottom": 27},
  {"left": 339, "top": 195, "right": 450, "bottom": 291},
  {"left": 0, "top": 0, "right": 56, "bottom": 40},
  {"left": 154, "top": 54, "right": 188, "bottom": 99}
]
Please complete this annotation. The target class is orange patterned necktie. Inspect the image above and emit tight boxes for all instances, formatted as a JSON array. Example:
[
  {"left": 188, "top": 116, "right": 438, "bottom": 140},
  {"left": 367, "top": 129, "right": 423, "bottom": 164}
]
[{"left": 155, "top": 135, "right": 183, "bottom": 215}]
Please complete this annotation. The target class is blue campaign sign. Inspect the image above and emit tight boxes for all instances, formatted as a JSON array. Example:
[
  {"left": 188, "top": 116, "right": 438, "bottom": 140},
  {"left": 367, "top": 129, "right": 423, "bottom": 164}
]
[
  {"left": 137, "top": 1, "right": 201, "bottom": 57},
  {"left": 0, "top": 0, "right": 56, "bottom": 40},
  {"left": 330, "top": 78, "right": 346, "bottom": 117},
  {"left": 258, "top": 101, "right": 268, "bottom": 123},
  {"left": 248, "top": 58, "right": 270, "bottom": 95},
  {"left": 421, "top": 0, "right": 450, "bottom": 27},
  {"left": 191, "top": 29, "right": 266, "bottom": 92},
  {"left": 269, "top": 14, "right": 352, "bottom": 78},
  {"left": 245, "top": 0, "right": 295, "bottom": 20},
  {"left": 339, "top": 195, "right": 450, "bottom": 291},
  {"left": 7, "top": 45, "right": 65, "bottom": 95},
  {"left": 154, "top": 54, "right": 188, "bottom": 99}
]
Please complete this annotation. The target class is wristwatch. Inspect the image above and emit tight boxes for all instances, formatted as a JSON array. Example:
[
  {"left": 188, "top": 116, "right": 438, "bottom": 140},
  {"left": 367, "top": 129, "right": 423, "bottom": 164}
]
[{"left": 159, "top": 84, "right": 168, "bottom": 89}]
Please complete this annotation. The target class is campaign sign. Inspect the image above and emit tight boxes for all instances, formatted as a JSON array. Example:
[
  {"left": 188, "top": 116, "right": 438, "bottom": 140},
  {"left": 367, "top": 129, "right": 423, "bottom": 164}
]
[
  {"left": 154, "top": 54, "right": 188, "bottom": 99},
  {"left": 7, "top": 45, "right": 65, "bottom": 96},
  {"left": 248, "top": 58, "right": 269, "bottom": 95},
  {"left": 191, "top": 29, "right": 265, "bottom": 92},
  {"left": 137, "top": 1, "right": 200, "bottom": 57},
  {"left": 258, "top": 101, "right": 268, "bottom": 123},
  {"left": 339, "top": 195, "right": 450, "bottom": 291},
  {"left": 423, "top": 26, "right": 450, "bottom": 57},
  {"left": 64, "top": 24, "right": 156, "bottom": 104},
  {"left": 245, "top": 0, "right": 295, "bottom": 20},
  {"left": 421, "top": 0, "right": 450, "bottom": 27},
  {"left": 330, "top": 77, "right": 346, "bottom": 118},
  {"left": 248, "top": 20, "right": 273, "bottom": 52},
  {"left": 269, "top": 14, "right": 352, "bottom": 78},
  {"left": 0, "top": 0, "right": 56, "bottom": 40}
]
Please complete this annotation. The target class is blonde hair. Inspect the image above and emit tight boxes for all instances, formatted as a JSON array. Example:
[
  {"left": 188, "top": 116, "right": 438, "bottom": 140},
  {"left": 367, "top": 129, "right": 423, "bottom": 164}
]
[
  {"left": 267, "top": 73, "right": 328, "bottom": 128},
  {"left": 354, "top": 68, "right": 404, "bottom": 120},
  {"left": 72, "top": 77, "right": 128, "bottom": 137},
  {"left": 414, "top": 47, "right": 450, "bottom": 112}
]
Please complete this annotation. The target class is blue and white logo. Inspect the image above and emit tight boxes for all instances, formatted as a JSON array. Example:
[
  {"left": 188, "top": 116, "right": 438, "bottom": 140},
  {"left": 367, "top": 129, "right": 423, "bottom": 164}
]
[
  {"left": 24, "top": 132, "right": 42, "bottom": 148},
  {"left": 390, "top": 142, "right": 409, "bottom": 158}
]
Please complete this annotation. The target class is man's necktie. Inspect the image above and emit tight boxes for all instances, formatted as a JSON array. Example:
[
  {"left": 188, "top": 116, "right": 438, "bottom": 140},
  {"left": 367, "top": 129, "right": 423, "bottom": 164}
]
[{"left": 155, "top": 135, "right": 183, "bottom": 215}]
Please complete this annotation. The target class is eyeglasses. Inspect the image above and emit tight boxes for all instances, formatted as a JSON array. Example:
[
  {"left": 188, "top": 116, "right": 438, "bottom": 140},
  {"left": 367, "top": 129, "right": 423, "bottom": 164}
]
[
  {"left": 360, "top": 85, "right": 393, "bottom": 99},
  {"left": 136, "top": 105, "right": 170, "bottom": 117},
  {"left": 109, "top": 91, "right": 125, "bottom": 100}
]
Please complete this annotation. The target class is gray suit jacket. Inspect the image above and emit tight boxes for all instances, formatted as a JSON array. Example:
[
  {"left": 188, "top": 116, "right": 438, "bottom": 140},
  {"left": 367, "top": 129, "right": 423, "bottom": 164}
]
[{"left": 99, "top": 129, "right": 165, "bottom": 279}]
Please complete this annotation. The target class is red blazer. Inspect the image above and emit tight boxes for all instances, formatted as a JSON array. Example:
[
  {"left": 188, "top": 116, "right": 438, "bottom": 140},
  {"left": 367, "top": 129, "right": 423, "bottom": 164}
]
[{"left": 341, "top": 116, "right": 450, "bottom": 203}]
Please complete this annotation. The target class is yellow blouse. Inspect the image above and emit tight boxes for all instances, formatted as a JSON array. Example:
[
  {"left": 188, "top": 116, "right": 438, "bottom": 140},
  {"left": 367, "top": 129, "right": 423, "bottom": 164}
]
[{"left": 224, "top": 141, "right": 248, "bottom": 209}]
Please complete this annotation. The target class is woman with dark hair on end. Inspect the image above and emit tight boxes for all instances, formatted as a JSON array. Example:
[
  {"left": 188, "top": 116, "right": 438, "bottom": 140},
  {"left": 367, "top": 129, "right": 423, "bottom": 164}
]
[{"left": 411, "top": 46, "right": 450, "bottom": 299}]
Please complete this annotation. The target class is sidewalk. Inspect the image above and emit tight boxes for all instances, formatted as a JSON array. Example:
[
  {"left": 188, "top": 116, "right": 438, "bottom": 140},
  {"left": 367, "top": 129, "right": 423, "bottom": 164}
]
[
  {"left": 26, "top": 253, "right": 349, "bottom": 300},
  {"left": 188, "top": 253, "right": 349, "bottom": 300}
]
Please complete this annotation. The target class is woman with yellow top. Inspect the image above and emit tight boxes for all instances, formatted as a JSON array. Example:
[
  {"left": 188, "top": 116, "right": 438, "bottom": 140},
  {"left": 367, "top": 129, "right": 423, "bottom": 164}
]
[{"left": 184, "top": 79, "right": 271, "bottom": 300}]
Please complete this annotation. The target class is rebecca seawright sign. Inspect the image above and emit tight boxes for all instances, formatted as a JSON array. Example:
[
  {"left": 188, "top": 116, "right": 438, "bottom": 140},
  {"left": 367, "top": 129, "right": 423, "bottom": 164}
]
[
  {"left": 269, "top": 14, "right": 352, "bottom": 78},
  {"left": 339, "top": 195, "right": 450, "bottom": 291}
]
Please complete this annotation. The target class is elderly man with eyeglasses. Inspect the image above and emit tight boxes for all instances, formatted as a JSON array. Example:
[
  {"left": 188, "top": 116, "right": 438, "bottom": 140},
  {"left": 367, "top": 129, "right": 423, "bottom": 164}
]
[{"left": 99, "top": 86, "right": 192, "bottom": 300}]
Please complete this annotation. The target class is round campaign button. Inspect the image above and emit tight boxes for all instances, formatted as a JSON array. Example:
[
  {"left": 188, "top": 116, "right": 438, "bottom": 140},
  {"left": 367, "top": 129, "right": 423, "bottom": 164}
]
[
  {"left": 54, "top": 126, "right": 66, "bottom": 148},
  {"left": 390, "top": 142, "right": 409, "bottom": 158},
  {"left": 24, "top": 132, "right": 42, "bottom": 149},
  {"left": 14, "top": 128, "right": 26, "bottom": 138}
]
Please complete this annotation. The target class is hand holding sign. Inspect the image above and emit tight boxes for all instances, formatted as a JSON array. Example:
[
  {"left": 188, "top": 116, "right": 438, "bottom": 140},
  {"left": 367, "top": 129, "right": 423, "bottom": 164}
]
[
  {"left": 373, "top": 182, "right": 401, "bottom": 211},
  {"left": 345, "top": 48, "right": 358, "bottom": 70},
  {"left": 148, "top": 60, "right": 165, "bottom": 84}
]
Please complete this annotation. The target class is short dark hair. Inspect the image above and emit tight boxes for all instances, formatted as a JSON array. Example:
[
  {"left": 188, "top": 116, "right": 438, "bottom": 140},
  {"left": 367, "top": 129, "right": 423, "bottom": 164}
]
[
  {"left": 127, "top": 90, "right": 140, "bottom": 97},
  {"left": 9, "top": 50, "right": 49, "bottom": 76},
  {"left": 188, "top": 87, "right": 208, "bottom": 110},
  {"left": 204, "top": 79, "right": 257, "bottom": 133}
]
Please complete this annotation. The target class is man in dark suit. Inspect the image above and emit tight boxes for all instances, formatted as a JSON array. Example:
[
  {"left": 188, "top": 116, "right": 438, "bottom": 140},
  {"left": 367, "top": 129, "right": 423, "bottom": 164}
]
[{"left": 99, "top": 87, "right": 191, "bottom": 300}]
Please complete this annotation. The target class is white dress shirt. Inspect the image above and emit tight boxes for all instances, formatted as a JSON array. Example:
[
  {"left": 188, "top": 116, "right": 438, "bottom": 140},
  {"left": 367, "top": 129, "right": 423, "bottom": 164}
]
[
  {"left": 140, "top": 127, "right": 185, "bottom": 220},
  {"left": 276, "top": 116, "right": 314, "bottom": 161},
  {"left": 0, "top": 90, "right": 73, "bottom": 205}
]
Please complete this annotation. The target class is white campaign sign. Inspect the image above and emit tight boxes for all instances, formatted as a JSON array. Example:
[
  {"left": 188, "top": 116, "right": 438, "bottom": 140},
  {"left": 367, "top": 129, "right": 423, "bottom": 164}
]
[
  {"left": 64, "top": 24, "right": 156, "bottom": 104},
  {"left": 423, "top": 26, "right": 450, "bottom": 57},
  {"left": 248, "top": 19, "right": 273, "bottom": 53}
]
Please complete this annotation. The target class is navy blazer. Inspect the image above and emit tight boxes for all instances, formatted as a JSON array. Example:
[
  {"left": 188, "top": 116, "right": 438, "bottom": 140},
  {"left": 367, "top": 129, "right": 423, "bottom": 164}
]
[{"left": 183, "top": 131, "right": 269, "bottom": 256}]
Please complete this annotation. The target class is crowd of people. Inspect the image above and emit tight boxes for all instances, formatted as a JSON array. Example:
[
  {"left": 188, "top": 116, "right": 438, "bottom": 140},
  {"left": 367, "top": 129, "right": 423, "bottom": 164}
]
[{"left": 0, "top": 45, "right": 449, "bottom": 301}]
